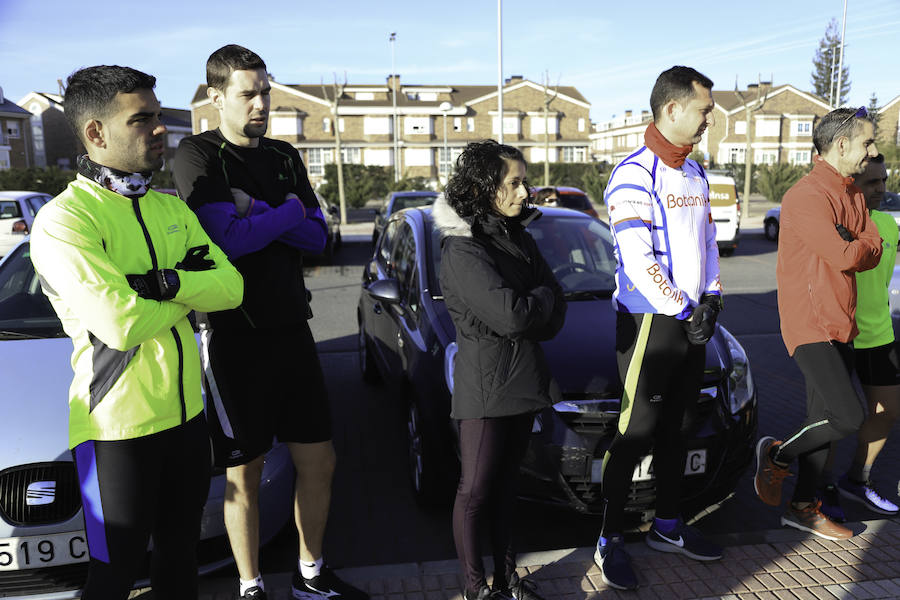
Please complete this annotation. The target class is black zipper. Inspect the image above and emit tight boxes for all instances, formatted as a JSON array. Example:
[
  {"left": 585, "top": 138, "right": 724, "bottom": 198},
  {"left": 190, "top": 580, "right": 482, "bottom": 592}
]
[{"left": 132, "top": 197, "right": 187, "bottom": 424}]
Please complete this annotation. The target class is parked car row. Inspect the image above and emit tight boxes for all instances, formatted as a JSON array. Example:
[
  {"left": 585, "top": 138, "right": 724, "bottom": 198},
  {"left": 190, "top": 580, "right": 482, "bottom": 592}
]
[
  {"left": 357, "top": 204, "right": 758, "bottom": 523},
  {"left": 764, "top": 191, "right": 900, "bottom": 242},
  {"left": 0, "top": 191, "right": 51, "bottom": 258}
]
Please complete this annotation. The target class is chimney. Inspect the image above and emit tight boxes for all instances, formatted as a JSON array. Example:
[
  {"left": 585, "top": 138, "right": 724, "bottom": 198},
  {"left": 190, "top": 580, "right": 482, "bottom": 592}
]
[
  {"left": 747, "top": 83, "right": 759, "bottom": 90},
  {"left": 505, "top": 75, "right": 524, "bottom": 85},
  {"left": 641, "top": 110, "right": 650, "bottom": 119},
  {"left": 387, "top": 74, "right": 401, "bottom": 92},
  {"left": 624, "top": 110, "right": 633, "bottom": 117},
  {"left": 759, "top": 80, "right": 772, "bottom": 93}
]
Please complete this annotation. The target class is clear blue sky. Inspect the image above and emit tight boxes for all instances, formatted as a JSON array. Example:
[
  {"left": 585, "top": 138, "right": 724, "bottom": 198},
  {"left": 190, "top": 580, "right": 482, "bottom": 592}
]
[{"left": 1, "top": 0, "right": 897, "bottom": 122}]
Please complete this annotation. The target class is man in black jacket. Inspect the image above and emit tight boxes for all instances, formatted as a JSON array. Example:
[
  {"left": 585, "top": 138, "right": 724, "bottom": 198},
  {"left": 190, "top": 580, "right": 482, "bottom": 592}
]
[{"left": 174, "top": 45, "right": 365, "bottom": 600}]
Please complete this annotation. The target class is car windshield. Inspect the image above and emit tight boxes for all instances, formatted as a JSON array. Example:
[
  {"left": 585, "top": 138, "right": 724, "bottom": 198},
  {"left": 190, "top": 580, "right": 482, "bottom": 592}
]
[
  {"left": 391, "top": 194, "right": 437, "bottom": 213},
  {"left": 428, "top": 215, "right": 617, "bottom": 297},
  {"left": 0, "top": 242, "right": 66, "bottom": 339},
  {"left": 558, "top": 193, "right": 591, "bottom": 211}
]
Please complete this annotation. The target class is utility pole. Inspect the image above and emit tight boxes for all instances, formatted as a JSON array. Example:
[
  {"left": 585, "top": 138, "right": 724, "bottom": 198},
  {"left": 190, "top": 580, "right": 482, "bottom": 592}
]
[
  {"left": 734, "top": 75, "right": 769, "bottom": 222},
  {"left": 542, "top": 71, "right": 559, "bottom": 187},
  {"left": 829, "top": 47, "right": 837, "bottom": 107},
  {"left": 390, "top": 32, "right": 399, "bottom": 182},
  {"left": 323, "top": 75, "right": 348, "bottom": 225},
  {"left": 497, "top": 0, "right": 504, "bottom": 144},
  {"left": 836, "top": 0, "right": 848, "bottom": 107}
]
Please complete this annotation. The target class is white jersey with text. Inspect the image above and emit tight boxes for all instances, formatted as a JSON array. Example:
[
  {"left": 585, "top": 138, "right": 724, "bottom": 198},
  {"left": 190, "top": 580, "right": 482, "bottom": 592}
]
[{"left": 604, "top": 146, "right": 721, "bottom": 317}]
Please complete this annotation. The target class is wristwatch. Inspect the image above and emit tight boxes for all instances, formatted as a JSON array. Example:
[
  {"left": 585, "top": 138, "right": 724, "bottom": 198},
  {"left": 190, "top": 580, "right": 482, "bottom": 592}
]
[{"left": 156, "top": 269, "right": 180, "bottom": 301}]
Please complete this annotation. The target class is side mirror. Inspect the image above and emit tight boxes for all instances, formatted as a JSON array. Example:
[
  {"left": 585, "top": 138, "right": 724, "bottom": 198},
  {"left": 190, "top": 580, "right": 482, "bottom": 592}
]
[
  {"left": 327, "top": 205, "right": 339, "bottom": 215},
  {"left": 366, "top": 278, "right": 401, "bottom": 304}
]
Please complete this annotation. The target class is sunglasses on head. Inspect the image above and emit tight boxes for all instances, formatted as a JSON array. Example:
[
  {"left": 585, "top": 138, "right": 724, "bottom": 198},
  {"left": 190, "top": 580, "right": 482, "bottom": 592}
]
[{"left": 838, "top": 106, "right": 868, "bottom": 130}]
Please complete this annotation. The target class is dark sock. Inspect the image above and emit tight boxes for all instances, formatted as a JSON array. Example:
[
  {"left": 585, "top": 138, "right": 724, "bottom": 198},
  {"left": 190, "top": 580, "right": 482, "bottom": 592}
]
[
  {"left": 653, "top": 517, "right": 679, "bottom": 533},
  {"left": 769, "top": 445, "right": 789, "bottom": 467}
]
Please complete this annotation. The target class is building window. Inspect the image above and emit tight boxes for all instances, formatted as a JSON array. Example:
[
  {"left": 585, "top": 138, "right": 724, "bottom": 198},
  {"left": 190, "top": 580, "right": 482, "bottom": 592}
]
[
  {"left": 755, "top": 119, "right": 781, "bottom": 137},
  {"left": 307, "top": 148, "right": 334, "bottom": 176},
  {"left": 439, "top": 146, "right": 463, "bottom": 176},
  {"left": 340, "top": 147, "right": 361, "bottom": 164},
  {"left": 272, "top": 117, "right": 302, "bottom": 137},
  {"left": 355, "top": 92, "right": 375, "bottom": 101},
  {"left": 404, "top": 117, "right": 432, "bottom": 135},
  {"left": 754, "top": 150, "right": 778, "bottom": 164},
  {"left": 561, "top": 147, "right": 586, "bottom": 163},
  {"left": 364, "top": 116, "right": 392, "bottom": 135},
  {"left": 791, "top": 150, "right": 811, "bottom": 164},
  {"left": 793, "top": 121, "right": 812, "bottom": 136},
  {"left": 199, "top": 118, "right": 209, "bottom": 132},
  {"left": 6, "top": 121, "right": 20, "bottom": 138},
  {"left": 338, "top": 118, "right": 345, "bottom": 133},
  {"left": 467, "top": 117, "right": 475, "bottom": 132},
  {"left": 404, "top": 148, "right": 432, "bottom": 166},
  {"left": 626, "top": 133, "right": 638, "bottom": 147},
  {"left": 578, "top": 118, "right": 585, "bottom": 132},
  {"left": 531, "top": 147, "right": 556, "bottom": 163},
  {"left": 453, "top": 117, "right": 462, "bottom": 132},
  {"left": 530, "top": 116, "right": 558, "bottom": 136},
  {"left": 323, "top": 117, "right": 331, "bottom": 132},
  {"left": 735, "top": 121, "right": 747, "bottom": 135},
  {"left": 729, "top": 147, "right": 746, "bottom": 164},
  {"left": 364, "top": 148, "right": 393, "bottom": 166},
  {"left": 492, "top": 116, "right": 520, "bottom": 135}
]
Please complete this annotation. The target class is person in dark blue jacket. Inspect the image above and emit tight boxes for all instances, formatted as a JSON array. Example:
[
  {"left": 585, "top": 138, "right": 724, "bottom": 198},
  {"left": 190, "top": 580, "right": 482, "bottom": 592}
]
[{"left": 174, "top": 44, "right": 366, "bottom": 600}]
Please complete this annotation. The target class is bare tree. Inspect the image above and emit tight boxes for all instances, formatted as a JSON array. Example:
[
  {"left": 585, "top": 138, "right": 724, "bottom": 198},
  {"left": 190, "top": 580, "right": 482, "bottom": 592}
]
[
  {"left": 542, "top": 71, "right": 559, "bottom": 187},
  {"left": 322, "top": 74, "right": 348, "bottom": 224},
  {"left": 734, "top": 76, "right": 769, "bottom": 220}
]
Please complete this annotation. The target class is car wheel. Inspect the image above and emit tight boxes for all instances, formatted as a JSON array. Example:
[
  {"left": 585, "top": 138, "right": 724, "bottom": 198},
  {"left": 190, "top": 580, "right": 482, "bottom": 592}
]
[
  {"left": 719, "top": 247, "right": 735, "bottom": 257},
  {"left": 764, "top": 219, "right": 779, "bottom": 241},
  {"left": 406, "top": 392, "right": 453, "bottom": 507},
  {"left": 358, "top": 320, "right": 380, "bottom": 383},
  {"left": 334, "top": 231, "right": 342, "bottom": 252}
]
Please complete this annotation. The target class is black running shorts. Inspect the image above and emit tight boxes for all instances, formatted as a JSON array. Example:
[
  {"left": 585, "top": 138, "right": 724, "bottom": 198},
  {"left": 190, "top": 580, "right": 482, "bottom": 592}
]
[
  {"left": 855, "top": 341, "right": 900, "bottom": 387},
  {"left": 201, "top": 321, "right": 332, "bottom": 467}
]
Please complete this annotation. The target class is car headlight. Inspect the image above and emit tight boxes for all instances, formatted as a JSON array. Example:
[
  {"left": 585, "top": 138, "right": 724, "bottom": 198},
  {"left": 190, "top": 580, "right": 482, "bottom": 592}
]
[{"left": 718, "top": 327, "right": 755, "bottom": 414}]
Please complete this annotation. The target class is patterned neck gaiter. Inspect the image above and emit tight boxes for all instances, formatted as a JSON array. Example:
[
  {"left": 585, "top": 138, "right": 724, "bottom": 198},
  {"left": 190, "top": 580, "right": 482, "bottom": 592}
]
[{"left": 77, "top": 155, "right": 153, "bottom": 199}]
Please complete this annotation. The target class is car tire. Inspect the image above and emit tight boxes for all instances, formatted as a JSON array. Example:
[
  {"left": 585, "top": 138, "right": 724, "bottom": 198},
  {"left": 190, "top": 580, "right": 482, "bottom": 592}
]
[
  {"left": 764, "top": 218, "right": 779, "bottom": 241},
  {"left": 406, "top": 390, "right": 454, "bottom": 507},
  {"left": 719, "top": 247, "right": 735, "bottom": 257},
  {"left": 358, "top": 320, "right": 380, "bottom": 383},
  {"left": 334, "top": 231, "right": 342, "bottom": 252}
]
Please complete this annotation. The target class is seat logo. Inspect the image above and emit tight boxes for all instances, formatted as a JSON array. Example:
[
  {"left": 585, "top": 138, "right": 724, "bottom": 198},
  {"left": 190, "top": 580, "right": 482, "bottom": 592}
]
[{"left": 26, "top": 481, "right": 56, "bottom": 506}]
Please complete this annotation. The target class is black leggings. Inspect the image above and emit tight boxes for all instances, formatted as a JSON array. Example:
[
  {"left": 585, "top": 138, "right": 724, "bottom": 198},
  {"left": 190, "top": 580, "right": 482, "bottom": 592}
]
[
  {"left": 775, "top": 341, "right": 865, "bottom": 502},
  {"left": 601, "top": 312, "right": 704, "bottom": 537},
  {"left": 72, "top": 414, "right": 212, "bottom": 600},
  {"left": 452, "top": 413, "right": 533, "bottom": 596}
]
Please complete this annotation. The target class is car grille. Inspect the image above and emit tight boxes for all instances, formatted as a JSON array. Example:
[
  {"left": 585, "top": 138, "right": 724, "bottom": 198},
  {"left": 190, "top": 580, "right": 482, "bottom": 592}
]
[
  {"left": 0, "top": 563, "right": 87, "bottom": 597},
  {"left": 0, "top": 463, "right": 81, "bottom": 526}
]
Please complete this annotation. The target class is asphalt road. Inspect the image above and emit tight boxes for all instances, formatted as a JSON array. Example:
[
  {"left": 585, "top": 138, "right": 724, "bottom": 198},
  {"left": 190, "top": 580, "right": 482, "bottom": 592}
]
[{"left": 232, "top": 227, "right": 900, "bottom": 576}]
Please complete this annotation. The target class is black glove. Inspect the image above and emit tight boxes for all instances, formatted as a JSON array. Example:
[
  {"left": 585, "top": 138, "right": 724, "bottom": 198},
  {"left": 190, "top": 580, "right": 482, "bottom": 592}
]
[
  {"left": 305, "top": 288, "right": 313, "bottom": 319},
  {"left": 175, "top": 245, "right": 215, "bottom": 271},
  {"left": 126, "top": 269, "right": 180, "bottom": 301},
  {"left": 835, "top": 223, "right": 855, "bottom": 242},
  {"left": 683, "top": 294, "right": 721, "bottom": 345}
]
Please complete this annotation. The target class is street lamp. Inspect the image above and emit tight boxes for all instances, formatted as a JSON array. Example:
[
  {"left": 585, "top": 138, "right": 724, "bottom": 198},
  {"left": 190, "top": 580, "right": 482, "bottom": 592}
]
[
  {"left": 439, "top": 101, "right": 452, "bottom": 183},
  {"left": 390, "top": 32, "right": 399, "bottom": 182}
]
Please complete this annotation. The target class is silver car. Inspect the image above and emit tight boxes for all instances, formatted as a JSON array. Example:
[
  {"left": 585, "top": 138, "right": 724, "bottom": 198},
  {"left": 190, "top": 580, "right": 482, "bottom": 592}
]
[
  {"left": 765, "top": 192, "right": 900, "bottom": 242},
  {"left": 0, "top": 191, "right": 51, "bottom": 258},
  {"left": 0, "top": 238, "right": 295, "bottom": 598}
]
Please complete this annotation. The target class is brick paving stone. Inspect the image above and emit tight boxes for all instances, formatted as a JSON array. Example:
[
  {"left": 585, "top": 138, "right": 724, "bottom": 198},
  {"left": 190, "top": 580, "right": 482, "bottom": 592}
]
[
  {"left": 585, "top": 563, "right": 602, "bottom": 576},
  {"left": 821, "top": 552, "right": 848, "bottom": 567},
  {"left": 668, "top": 582, "right": 695, "bottom": 600},
  {"left": 824, "top": 585, "right": 846, "bottom": 599},
  {"left": 755, "top": 592, "right": 779, "bottom": 600},
  {"left": 686, "top": 579, "right": 712, "bottom": 597},
  {"left": 388, "top": 593, "right": 407, "bottom": 600},
  {"left": 757, "top": 544, "right": 782, "bottom": 560},
  {"left": 651, "top": 584, "right": 680, "bottom": 599},
  {"left": 772, "top": 571, "right": 801, "bottom": 589},
  {"left": 820, "top": 567, "right": 849, "bottom": 584},
  {"left": 840, "top": 582, "right": 876, "bottom": 599},
  {"left": 880, "top": 561, "right": 900, "bottom": 577},
  {"left": 554, "top": 577, "right": 579, "bottom": 594},
  {"left": 801, "top": 540, "right": 828, "bottom": 553},
  {"left": 767, "top": 556, "right": 797, "bottom": 572},
  {"left": 741, "top": 574, "right": 767, "bottom": 592},
  {"left": 587, "top": 573, "right": 607, "bottom": 590},
  {"left": 726, "top": 559, "right": 751, "bottom": 577},
  {"left": 875, "top": 578, "right": 900, "bottom": 596},
  {"left": 403, "top": 577, "right": 424, "bottom": 592},
  {"left": 818, "top": 539, "right": 844, "bottom": 551},
  {"left": 855, "top": 562, "right": 889, "bottom": 580},
  {"left": 439, "top": 574, "right": 460, "bottom": 590},
  {"left": 774, "top": 591, "right": 800, "bottom": 600},
  {"left": 385, "top": 578, "right": 403, "bottom": 594},
  {"left": 789, "top": 588, "right": 821, "bottom": 600},
  {"left": 369, "top": 580, "right": 385, "bottom": 595},
  {"left": 858, "top": 534, "right": 880, "bottom": 547},
  {"left": 789, "top": 569, "right": 818, "bottom": 587},
  {"left": 836, "top": 564, "right": 867, "bottom": 582},
  {"left": 807, "top": 587, "right": 839, "bottom": 600},
  {"left": 425, "top": 592, "right": 444, "bottom": 600},
  {"left": 640, "top": 569, "right": 664, "bottom": 586},
  {"left": 657, "top": 567, "right": 682, "bottom": 584},
  {"left": 684, "top": 563, "right": 708, "bottom": 581},
  {"left": 805, "top": 567, "right": 836, "bottom": 585},
  {"left": 727, "top": 546, "right": 749, "bottom": 559},
  {"left": 755, "top": 573, "right": 782, "bottom": 590},
  {"left": 865, "top": 547, "right": 894, "bottom": 562},
  {"left": 786, "top": 554, "right": 815, "bottom": 570},
  {"left": 704, "top": 577, "right": 737, "bottom": 596},
  {"left": 835, "top": 538, "right": 859, "bottom": 550},
  {"left": 423, "top": 576, "right": 441, "bottom": 591},
  {"left": 862, "top": 580, "right": 895, "bottom": 598},
  {"left": 803, "top": 553, "right": 830, "bottom": 569},
  {"left": 405, "top": 593, "right": 425, "bottom": 600},
  {"left": 727, "top": 576, "right": 751, "bottom": 594},
  {"left": 883, "top": 546, "right": 900, "bottom": 560},
  {"left": 835, "top": 550, "right": 863, "bottom": 565},
  {"left": 633, "top": 587, "right": 660, "bottom": 600}
]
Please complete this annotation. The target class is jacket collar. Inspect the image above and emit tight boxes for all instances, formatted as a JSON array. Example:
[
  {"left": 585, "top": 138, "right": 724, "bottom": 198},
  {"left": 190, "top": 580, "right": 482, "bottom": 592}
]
[
  {"left": 812, "top": 155, "right": 855, "bottom": 189},
  {"left": 432, "top": 194, "right": 542, "bottom": 239}
]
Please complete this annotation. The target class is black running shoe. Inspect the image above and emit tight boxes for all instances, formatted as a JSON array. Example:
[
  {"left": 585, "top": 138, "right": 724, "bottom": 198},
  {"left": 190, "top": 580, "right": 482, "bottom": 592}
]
[
  {"left": 506, "top": 572, "right": 545, "bottom": 600},
  {"left": 242, "top": 586, "right": 268, "bottom": 599},
  {"left": 593, "top": 535, "right": 638, "bottom": 590},
  {"left": 645, "top": 518, "right": 722, "bottom": 561},
  {"left": 465, "top": 586, "right": 503, "bottom": 600},
  {"left": 291, "top": 567, "right": 369, "bottom": 600}
]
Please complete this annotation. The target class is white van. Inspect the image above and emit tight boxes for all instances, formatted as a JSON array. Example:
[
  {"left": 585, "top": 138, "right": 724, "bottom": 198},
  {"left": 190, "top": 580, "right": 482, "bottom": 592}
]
[{"left": 707, "top": 172, "right": 740, "bottom": 256}]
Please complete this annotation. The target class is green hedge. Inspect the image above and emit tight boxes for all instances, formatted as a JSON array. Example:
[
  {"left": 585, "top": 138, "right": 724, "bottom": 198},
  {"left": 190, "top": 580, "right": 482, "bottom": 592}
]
[{"left": 0, "top": 167, "right": 76, "bottom": 196}]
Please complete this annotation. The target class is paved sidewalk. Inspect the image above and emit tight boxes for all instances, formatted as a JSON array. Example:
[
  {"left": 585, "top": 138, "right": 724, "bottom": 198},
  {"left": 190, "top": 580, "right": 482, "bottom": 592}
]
[{"left": 131, "top": 518, "right": 900, "bottom": 599}]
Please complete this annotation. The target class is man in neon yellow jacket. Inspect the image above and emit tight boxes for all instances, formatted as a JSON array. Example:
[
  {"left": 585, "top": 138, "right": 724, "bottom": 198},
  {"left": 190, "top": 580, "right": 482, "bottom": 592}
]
[{"left": 30, "top": 65, "right": 242, "bottom": 600}]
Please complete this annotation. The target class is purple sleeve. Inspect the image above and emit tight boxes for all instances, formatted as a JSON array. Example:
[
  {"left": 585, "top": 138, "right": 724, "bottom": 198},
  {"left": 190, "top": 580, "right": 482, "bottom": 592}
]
[
  {"left": 277, "top": 207, "right": 328, "bottom": 253},
  {"left": 194, "top": 199, "right": 306, "bottom": 260}
]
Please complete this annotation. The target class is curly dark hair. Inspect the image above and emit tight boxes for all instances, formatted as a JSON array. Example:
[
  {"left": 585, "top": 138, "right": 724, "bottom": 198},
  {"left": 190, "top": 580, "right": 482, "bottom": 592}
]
[{"left": 444, "top": 140, "right": 528, "bottom": 222}]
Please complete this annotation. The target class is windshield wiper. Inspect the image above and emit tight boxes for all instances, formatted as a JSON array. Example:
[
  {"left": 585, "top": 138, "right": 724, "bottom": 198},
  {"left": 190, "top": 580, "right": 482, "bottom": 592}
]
[
  {"left": 0, "top": 330, "right": 44, "bottom": 340},
  {"left": 563, "top": 290, "right": 613, "bottom": 300}
]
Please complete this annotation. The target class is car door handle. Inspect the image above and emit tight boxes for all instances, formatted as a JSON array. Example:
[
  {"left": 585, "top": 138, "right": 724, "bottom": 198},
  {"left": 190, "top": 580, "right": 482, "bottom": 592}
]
[
  {"left": 397, "top": 331, "right": 404, "bottom": 348},
  {"left": 373, "top": 303, "right": 383, "bottom": 315}
]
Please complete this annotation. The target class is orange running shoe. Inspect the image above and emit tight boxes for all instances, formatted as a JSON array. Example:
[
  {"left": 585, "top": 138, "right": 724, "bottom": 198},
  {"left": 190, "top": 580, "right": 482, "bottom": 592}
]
[
  {"left": 754, "top": 436, "right": 791, "bottom": 506},
  {"left": 781, "top": 500, "right": 853, "bottom": 540}
]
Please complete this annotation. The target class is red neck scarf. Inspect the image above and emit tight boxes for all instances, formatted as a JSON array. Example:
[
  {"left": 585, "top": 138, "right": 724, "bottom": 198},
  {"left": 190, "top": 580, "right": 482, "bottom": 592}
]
[{"left": 644, "top": 122, "right": 693, "bottom": 169}]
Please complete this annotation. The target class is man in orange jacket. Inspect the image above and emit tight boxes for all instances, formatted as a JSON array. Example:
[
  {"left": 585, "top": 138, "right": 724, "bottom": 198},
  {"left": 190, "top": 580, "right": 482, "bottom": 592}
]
[{"left": 755, "top": 106, "right": 881, "bottom": 540}]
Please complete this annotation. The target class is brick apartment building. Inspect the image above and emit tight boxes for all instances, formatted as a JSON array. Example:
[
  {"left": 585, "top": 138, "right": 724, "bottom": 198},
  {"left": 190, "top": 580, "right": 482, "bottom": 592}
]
[
  {"left": 877, "top": 94, "right": 900, "bottom": 148},
  {"left": 16, "top": 92, "right": 191, "bottom": 171},
  {"left": 0, "top": 87, "right": 35, "bottom": 170},
  {"left": 590, "top": 83, "right": 834, "bottom": 168},
  {"left": 188, "top": 75, "right": 592, "bottom": 185}
]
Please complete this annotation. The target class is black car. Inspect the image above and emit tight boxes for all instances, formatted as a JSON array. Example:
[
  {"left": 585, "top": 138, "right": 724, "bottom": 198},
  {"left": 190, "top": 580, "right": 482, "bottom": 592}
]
[
  {"left": 357, "top": 206, "right": 758, "bottom": 527},
  {"left": 372, "top": 190, "right": 439, "bottom": 245}
]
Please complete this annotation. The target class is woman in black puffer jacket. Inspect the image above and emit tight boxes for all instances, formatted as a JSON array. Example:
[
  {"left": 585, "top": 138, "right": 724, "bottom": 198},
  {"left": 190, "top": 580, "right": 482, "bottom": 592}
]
[{"left": 434, "top": 140, "right": 566, "bottom": 600}]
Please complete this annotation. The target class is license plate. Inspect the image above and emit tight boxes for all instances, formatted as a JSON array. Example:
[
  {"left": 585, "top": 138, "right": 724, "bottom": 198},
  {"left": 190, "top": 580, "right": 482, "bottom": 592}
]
[
  {"left": 591, "top": 449, "right": 707, "bottom": 483},
  {"left": 0, "top": 530, "right": 89, "bottom": 571}
]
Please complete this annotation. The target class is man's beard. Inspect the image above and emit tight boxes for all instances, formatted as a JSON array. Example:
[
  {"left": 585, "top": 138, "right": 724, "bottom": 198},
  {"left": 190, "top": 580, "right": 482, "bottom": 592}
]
[{"left": 243, "top": 121, "right": 267, "bottom": 138}]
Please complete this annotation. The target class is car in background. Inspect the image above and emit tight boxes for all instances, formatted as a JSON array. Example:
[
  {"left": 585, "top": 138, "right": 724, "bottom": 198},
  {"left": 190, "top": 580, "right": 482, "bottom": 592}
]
[
  {"left": 310, "top": 192, "right": 342, "bottom": 261},
  {"left": 0, "top": 239, "right": 295, "bottom": 598},
  {"left": 707, "top": 172, "right": 741, "bottom": 256},
  {"left": 0, "top": 191, "right": 51, "bottom": 258},
  {"left": 357, "top": 206, "right": 758, "bottom": 525},
  {"left": 372, "top": 191, "right": 439, "bottom": 245},
  {"left": 532, "top": 186, "right": 599, "bottom": 219},
  {"left": 765, "top": 191, "right": 900, "bottom": 242}
]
